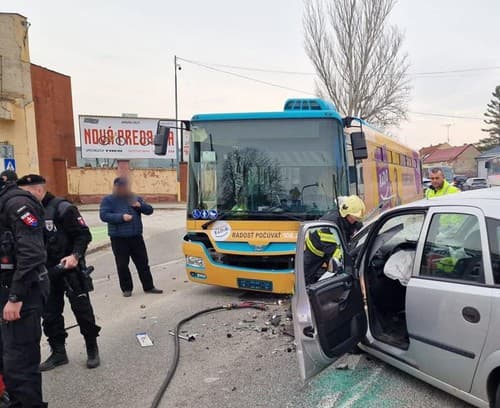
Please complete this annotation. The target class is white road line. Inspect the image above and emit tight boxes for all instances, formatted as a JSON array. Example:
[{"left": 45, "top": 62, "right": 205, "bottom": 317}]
[
  {"left": 151, "top": 258, "right": 184, "bottom": 268},
  {"left": 337, "top": 367, "right": 383, "bottom": 408}
]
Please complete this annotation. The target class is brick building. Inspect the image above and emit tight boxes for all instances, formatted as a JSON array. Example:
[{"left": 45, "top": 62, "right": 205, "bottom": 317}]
[{"left": 31, "top": 64, "right": 76, "bottom": 196}]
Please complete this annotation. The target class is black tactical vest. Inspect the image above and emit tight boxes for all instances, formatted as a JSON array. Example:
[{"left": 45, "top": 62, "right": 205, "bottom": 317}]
[
  {"left": 44, "top": 197, "right": 72, "bottom": 266},
  {"left": 0, "top": 186, "right": 41, "bottom": 275}
]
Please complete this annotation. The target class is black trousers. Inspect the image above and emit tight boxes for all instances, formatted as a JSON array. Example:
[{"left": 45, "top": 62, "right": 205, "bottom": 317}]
[
  {"left": 43, "top": 268, "right": 101, "bottom": 347},
  {"left": 0, "top": 276, "right": 49, "bottom": 407},
  {"left": 110, "top": 235, "right": 154, "bottom": 292}
]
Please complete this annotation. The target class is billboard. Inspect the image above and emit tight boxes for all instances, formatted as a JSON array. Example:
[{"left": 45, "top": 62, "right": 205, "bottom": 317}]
[{"left": 79, "top": 115, "right": 176, "bottom": 159}]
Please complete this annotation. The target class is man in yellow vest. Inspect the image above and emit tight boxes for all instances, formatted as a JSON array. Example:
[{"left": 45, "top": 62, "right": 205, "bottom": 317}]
[{"left": 425, "top": 168, "right": 460, "bottom": 199}]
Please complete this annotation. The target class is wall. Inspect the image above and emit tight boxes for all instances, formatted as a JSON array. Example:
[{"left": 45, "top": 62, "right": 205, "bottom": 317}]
[
  {"left": 451, "top": 145, "right": 481, "bottom": 177},
  {"left": 0, "top": 13, "right": 39, "bottom": 175},
  {"left": 31, "top": 64, "right": 76, "bottom": 195},
  {"left": 66, "top": 168, "right": 178, "bottom": 203}
]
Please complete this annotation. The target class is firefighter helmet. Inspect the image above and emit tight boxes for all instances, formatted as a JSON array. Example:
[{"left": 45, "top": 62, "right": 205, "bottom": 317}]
[{"left": 339, "top": 195, "right": 366, "bottom": 219}]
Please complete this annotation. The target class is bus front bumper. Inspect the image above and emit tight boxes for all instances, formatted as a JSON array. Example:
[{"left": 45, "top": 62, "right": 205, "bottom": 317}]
[{"left": 183, "top": 241, "right": 295, "bottom": 294}]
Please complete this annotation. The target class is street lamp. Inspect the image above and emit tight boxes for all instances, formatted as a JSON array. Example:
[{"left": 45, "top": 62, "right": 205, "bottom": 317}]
[{"left": 174, "top": 55, "right": 185, "bottom": 162}]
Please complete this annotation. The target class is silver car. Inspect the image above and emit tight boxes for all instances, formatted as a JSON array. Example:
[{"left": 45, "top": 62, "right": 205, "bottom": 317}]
[{"left": 293, "top": 188, "right": 500, "bottom": 407}]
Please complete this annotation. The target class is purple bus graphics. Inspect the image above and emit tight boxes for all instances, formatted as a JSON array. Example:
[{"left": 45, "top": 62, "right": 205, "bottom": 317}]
[{"left": 375, "top": 146, "right": 393, "bottom": 210}]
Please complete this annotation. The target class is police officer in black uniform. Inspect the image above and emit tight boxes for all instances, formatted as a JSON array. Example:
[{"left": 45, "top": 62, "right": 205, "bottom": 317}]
[
  {"left": 0, "top": 173, "right": 49, "bottom": 407},
  {"left": 18, "top": 175, "right": 101, "bottom": 371}
]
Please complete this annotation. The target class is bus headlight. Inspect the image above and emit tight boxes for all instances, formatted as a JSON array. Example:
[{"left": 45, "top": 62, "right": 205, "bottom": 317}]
[{"left": 186, "top": 256, "right": 205, "bottom": 268}]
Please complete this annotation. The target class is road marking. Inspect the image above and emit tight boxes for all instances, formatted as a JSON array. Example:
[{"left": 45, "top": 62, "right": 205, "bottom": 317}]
[
  {"left": 151, "top": 258, "right": 184, "bottom": 268},
  {"left": 318, "top": 393, "right": 341, "bottom": 408},
  {"left": 337, "top": 367, "right": 383, "bottom": 408}
]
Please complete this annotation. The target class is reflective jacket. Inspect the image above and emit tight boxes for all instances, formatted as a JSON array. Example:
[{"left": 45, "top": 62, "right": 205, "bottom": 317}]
[{"left": 425, "top": 180, "right": 460, "bottom": 199}]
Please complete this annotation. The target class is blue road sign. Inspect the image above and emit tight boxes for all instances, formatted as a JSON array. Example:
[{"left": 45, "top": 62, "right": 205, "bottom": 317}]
[{"left": 4, "top": 159, "right": 15, "bottom": 172}]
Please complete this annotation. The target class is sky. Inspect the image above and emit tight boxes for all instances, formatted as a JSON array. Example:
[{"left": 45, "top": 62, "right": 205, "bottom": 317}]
[{"left": 3, "top": 0, "right": 500, "bottom": 150}]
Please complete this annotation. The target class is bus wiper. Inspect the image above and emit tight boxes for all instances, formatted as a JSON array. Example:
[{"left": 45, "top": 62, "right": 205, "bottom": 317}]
[
  {"left": 254, "top": 210, "right": 305, "bottom": 221},
  {"left": 201, "top": 211, "right": 244, "bottom": 230}
]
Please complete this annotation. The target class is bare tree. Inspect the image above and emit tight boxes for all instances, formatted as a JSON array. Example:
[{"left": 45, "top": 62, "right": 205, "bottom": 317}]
[{"left": 303, "top": 0, "right": 411, "bottom": 127}]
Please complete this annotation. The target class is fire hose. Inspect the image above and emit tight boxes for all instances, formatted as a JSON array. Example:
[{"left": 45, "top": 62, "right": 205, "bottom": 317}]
[{"left": 150, "top": 301, "right": 267, "bottom": 408}]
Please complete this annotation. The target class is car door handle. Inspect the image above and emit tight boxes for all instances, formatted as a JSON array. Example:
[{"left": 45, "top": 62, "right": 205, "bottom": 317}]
[{"left": 462, "top": 307, "right": 480, "bottom": 323}]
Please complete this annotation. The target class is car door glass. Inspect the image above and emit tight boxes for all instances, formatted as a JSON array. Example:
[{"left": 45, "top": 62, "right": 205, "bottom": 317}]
[
  {"left": 487, "top": 217, "right": 500, "bottom": 284},
  {"left": 304, "top": 226, "right": 344, "bottom": 285},
  {"left": 420, "top": 213, "right": 484, "bottom": 283}
]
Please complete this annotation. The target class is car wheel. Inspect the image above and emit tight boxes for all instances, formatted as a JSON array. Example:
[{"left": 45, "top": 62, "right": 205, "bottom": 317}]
[{"left": 494, "top": 382, "right": 500, "bottom": 408}]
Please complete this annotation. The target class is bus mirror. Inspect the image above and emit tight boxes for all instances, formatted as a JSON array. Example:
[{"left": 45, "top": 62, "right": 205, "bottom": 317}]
[
  {"left": 154, "top": 126, "right": 169, "bottom": 156},
  {"left": 485, "top": 161, "right": 491, "bottom": 169},
  {"left": 351, "top": 132, "right": 368, "bottom": 160},
  {"left": 194, "top": 142, "right": 201, "bottom": 163}
]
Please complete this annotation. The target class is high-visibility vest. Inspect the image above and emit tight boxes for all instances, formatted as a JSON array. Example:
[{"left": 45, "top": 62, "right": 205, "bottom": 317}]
[
  {"left": 425, "top": 180, "right": 460, "bottom": 199},
  {"left": 305, "top": 229, "right": 343, "bottom": 260}
]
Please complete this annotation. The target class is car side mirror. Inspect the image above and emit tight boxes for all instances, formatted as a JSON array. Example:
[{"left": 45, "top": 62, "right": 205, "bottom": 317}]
[
  {"left": 351, "top": 132, "right": 368, "bottom": 160},
  {"left": 485, "top": 161, "right": 491, "bottom": 169}
]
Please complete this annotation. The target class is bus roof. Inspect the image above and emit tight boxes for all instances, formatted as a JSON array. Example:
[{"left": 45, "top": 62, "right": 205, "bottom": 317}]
[
  {"left": 191, "top": 109, "right": 344, "bottom": 123},
  {"left": 192, "top": 99, "right": 345, "bottom": 123}
]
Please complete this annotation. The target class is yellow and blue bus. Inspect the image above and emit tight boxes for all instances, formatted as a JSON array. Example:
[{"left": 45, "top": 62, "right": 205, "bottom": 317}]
[{"left": 183, "top": 99, "right": 421, "bottom": 294}]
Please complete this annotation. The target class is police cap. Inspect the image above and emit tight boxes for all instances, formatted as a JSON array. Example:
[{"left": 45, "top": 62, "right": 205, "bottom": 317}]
[
  {"left": 17, "top": 174, "right": 46, "bottom": 186},
  {"left": 0, "top": 170, "right": 18, "bottom": 182}
]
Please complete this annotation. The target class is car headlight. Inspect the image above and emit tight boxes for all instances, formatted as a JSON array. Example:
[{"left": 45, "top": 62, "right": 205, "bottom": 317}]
[{"left": 186, "top": 256, "right": 205, "bottom": 268}]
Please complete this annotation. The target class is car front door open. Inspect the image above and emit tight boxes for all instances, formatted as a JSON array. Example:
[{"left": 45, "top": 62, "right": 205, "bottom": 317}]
[{"left": 292, "top": 221, "right": 367, "bottom": 381}]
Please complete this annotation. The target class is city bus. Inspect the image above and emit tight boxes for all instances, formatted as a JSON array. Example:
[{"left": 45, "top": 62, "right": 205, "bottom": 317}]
[
  {"left": 182, "top": 99, "right": 422, "bottom": 294},
  {"left": 486, "top": 155, "right": 500, "bottom": 186}
]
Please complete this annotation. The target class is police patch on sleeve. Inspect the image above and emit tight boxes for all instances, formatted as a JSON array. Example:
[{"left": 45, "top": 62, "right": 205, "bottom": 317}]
[
  {"left": 20, "top": 212, "right": 39, "bottom": 228},
  {"left": 77, "top": 216, "right": 87, "bottom": 227}
]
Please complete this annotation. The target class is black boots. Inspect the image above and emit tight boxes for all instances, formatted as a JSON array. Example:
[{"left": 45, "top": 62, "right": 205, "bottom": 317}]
[
  {"left": 40, "top": 344, "right": 69, "bottom": 372},
  {"left": 40, "top": 340, "right": 100, "bottom": 371},
  {"left": 85, "top": 338, "right": 100, "bottom": 369}
]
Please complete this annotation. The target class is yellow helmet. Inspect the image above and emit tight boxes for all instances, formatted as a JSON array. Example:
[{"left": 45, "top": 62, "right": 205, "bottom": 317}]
[{"left": 339, "top": 195, "right": 366, "bottom": 219}]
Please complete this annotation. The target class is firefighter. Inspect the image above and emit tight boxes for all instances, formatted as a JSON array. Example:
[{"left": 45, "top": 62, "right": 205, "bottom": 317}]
[
  {"left": 0, "top": 173, "right": 49, "bottom": 407},
  {"left": 304, "top": 195, "right": 366, "bottom": 285},
  {"left": 18, "top": 175, "right": 101, "bottom": 371},
  {"left": 425, "top": 167, "right": 460, "bottom": 199}
]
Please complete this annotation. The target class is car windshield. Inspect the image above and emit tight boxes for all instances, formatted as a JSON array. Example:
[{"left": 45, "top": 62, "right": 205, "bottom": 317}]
[{"left": 187, "top": 118, "right": 349, "bottom": 220}]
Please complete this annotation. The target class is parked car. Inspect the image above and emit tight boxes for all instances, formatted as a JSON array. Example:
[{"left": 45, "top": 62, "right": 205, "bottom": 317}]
[
  {"left": 453, "top": 175, "right": 468, "bottom": 190},
  {"left": 422, "top": 177, "right": 432, "bottom": 191},
  {"left": 463, "top": 177, "right": 489, "bottom": 190},
  {"left": 293, "top": 188, "right": 500, "bottom": 408}
]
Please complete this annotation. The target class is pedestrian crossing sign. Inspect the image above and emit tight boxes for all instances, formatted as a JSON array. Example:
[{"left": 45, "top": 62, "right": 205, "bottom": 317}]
[{"left": 3, "top": 159, "right": 15, "bottom": 172}]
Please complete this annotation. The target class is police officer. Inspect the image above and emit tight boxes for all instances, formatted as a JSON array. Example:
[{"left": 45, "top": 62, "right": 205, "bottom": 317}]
[
  {"left": 0, "top": 170, "right": 17, "bottom": 183},
  {"left": 18, "top": 175, "right": 101, "bottom": 371},
  {"left": 304, "top": 195, "right": 366, "bottom": 284},
  {"left": 0, "top": 173, "right": 48, "bottom": 407},
  {"left": 425, "top": 167, "right": 460, "bottom": 199}
]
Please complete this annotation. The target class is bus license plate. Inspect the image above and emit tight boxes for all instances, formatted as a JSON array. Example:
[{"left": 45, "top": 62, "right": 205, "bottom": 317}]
[{"left": 237, "top": 278, "right": 273, "bottom": 292}]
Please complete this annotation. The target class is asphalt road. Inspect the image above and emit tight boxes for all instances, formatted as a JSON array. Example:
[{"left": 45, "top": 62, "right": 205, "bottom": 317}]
[{"left": 42, "top": 210, "right": 471, "bottom": 408}]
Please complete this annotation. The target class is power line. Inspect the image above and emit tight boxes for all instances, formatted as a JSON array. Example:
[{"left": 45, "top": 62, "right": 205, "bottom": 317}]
[
  {"left": 178, "top": 57, "right": 500, "bottom": 77},
  {"left": 409, "top": 111, "right": 483, "bottom": 120},
  {"left": 179, "top": 58, "right": 316, "bottom": 96},
  {"left": 179, "top": 57, "right": 486, "bottom": 122}
]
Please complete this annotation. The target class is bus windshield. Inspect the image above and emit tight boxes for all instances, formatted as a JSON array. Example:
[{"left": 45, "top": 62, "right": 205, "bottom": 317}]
[{"left": 187, "top": 118, "right": 348, "bottom": 220}]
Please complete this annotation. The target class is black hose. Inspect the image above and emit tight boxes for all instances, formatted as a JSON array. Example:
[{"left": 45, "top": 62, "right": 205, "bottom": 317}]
[{"left": 150, "top": 302, "right": 266, "bottom": 408}]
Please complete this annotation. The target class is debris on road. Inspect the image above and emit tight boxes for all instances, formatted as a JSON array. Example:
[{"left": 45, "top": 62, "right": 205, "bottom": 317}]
[
  {"left": 169, "top": 331, "right": 196, "bottom": 342},
  {"left": 136, "top": 332, "right": 154, "bottom": 347},
  {"left": 269, "top": 314, "right": 282, "bottom": 327},
  {"left": 336, "top": 363, "right": 349, "bottom": 370}
]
